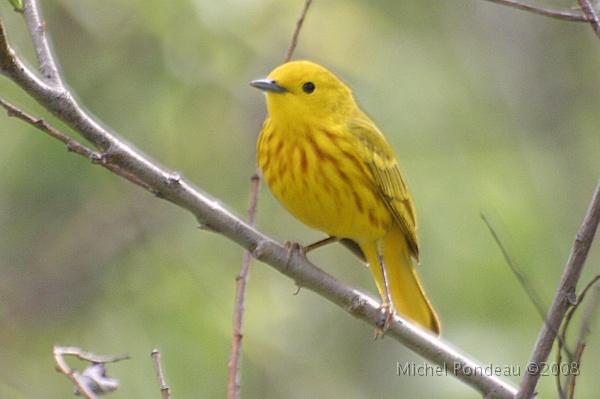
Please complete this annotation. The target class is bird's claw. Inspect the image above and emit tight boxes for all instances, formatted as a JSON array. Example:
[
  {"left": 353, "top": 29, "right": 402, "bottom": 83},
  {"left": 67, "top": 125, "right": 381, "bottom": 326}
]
[
  {"left": 283, "top": 241, "right": 308, "bottom": 268},
  {"left": 374, "top": 302, "right": 395, "bottom": 339}
]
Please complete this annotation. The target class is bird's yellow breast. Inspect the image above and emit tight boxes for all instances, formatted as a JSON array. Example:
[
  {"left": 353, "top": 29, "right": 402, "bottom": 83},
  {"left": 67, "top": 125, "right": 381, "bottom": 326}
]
[{"left": 257, "top": 120, "right": 392, "bottom": 242}]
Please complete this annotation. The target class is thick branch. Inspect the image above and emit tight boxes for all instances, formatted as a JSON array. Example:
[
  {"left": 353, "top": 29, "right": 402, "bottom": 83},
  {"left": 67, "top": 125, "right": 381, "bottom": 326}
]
[
  {"left": 0, "top": 3, "right": 557, "bottom": 398},
  {"left": 253, "top": 240, "right": 517, "bottom": 398},
  {"left": 516, "top": 181, "right": 600, "bottom": 399},
  {"left": 0, "top": 100, "right": 519, "bottom": 398}
]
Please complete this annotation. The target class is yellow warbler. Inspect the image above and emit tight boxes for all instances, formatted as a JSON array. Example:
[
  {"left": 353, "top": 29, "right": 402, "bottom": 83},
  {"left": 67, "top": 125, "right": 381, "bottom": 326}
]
[{"left": 251, "top": 60, "right": 440, "bottom": 335}]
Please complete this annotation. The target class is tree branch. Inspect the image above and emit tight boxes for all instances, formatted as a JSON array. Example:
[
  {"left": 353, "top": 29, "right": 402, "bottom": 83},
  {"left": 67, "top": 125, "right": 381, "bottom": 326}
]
[
  {"left": 482, "top": 0, "right": 589, "bottom": 21},
  {"left": 516, "top": 181, "right": 600, "bottom": 399},
  {"left": 252, "top": 239, "right": 517, "bottom": 398},
  {"left": 151, "top": 349, "right": 172, "bottom": 399},
  {"left": 556, "top": 274, "right": 600, "bottom": 398},
  {"left": 0, "top": 98, "right": 154, "bottom": 191},
  {"left": 22, "top": 0, "right": 60, "bottom": 83},
  {"left": 53, "top": 346, "right": 128, "bottom": 399},
  {"left": 576, "top": 0, "right": 600, "bottom": 39},
  {"left": 1, "top": 93, "right": 520, "bottom": 399},
  {"left": 8, "top": 2, "right": 600, "bottom": 398},
  {"left": 227, "top": 172, "right": 260, "bottom": 399},
  {"left": 285, "top": 0, "right": 312, "bottom": 62}
]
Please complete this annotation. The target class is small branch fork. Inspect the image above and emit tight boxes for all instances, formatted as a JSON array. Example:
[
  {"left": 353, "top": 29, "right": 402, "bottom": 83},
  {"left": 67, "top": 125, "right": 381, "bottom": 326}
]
[
  {"left": 53, "top": 346, "right": 128, "bottom": 399},
  {"left": 556, "top": 275, "right": 600, "bottom": 399},
  {"left": 516, "top": 182, "right": 600, "bottom": 399},
  {"left": 0, "top": 98, "right": 153, "bottom": 191},
  {"left": 576, "top": 0, "right": 600, "bottom": 39}
]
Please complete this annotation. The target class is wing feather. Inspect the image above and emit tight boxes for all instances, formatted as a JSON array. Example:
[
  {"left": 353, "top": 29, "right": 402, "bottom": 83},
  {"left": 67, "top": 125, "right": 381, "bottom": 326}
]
[{"left": 347, "top": 118, "right": 419, "bottom": 258}]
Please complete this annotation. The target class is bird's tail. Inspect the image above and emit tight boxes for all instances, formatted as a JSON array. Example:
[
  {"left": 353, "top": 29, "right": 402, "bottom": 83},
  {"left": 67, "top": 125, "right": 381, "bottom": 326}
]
[{"left": 361, "top": 228, "right": 441, "bottom": 335}]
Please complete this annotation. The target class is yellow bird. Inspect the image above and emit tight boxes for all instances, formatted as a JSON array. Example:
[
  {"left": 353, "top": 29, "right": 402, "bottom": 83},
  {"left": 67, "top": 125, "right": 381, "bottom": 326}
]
[{"left": 251, "top": 60, "right": 440, "bottom": 335}]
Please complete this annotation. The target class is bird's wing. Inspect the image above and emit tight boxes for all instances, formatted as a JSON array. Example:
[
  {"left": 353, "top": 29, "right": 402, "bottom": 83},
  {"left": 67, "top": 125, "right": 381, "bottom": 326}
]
[{"left": 347, "top": 118, "right": 419, "bottom": 258}]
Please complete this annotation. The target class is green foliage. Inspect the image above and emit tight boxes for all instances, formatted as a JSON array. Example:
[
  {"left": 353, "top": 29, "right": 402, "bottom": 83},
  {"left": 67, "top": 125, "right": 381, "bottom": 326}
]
[{"left": 0, "top": 0, "right": 599, "bottom": 398}]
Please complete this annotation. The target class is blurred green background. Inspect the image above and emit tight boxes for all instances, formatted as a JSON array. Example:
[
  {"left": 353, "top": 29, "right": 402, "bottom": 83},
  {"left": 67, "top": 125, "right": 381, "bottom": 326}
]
[{"left": 1, "top": 0, "right": 599, "bottom": 397}]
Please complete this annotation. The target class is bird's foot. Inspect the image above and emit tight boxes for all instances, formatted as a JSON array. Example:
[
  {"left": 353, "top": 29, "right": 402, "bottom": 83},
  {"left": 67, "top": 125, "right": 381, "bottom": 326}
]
[
  {"left": 374, "top": 302, "right": 395, "bottom": 339},
  {"left": 283, "top": 242, "right": 306, "bottom": 295},
  {"left": 283, "top": 241, "right": 307, "bottom": 263}
]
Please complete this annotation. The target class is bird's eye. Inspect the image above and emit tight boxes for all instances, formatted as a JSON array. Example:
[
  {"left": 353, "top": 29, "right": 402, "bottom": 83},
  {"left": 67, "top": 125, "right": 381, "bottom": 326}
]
[{"left": 302, "top": 82, "right": 315, "bottom": 94}]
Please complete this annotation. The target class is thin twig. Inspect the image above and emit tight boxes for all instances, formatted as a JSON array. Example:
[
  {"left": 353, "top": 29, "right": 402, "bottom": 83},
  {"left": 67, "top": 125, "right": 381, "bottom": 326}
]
[
  {"left": 483, "top": 0, "right": 589, "bottom": 21},
  {"left": 228, "top": 2, "right": 313, "bottom": 396},
  {"left": 54, "top": 346, "right": 129, "bottom": 364},
  {"left": 571, "top": 284, "right": 600, "bottom": 396},
  {"left": 556, "top": 275, "right": 600, "bottom": 398},
  {"left": 151, "top": 349, "right": 171, "bottom": 399},
  {"left": 285, "top": 0, "right": 313, "bottom": 62},
  {"left": 53, "top": 346, "right": 128, "bottom": 399},
  {"left": 0, "top": 13, "right": 14, "bottom": 71},
  {"left": 54, "top": 359, "right": 98, "bottom": 399},
  {"left": 569, "top": 342, "right": 585, "bottom": 399},
  {"left": 558, "top": 275, "right": 600, "bottom": 360},
  {"left": 481, "top": 214, "right": 548, "bottom": 321},
  {"left": 228, "top": 172, "right": 260, "bottom": 399},
  {"left": 0, "top": 98, "right": 154, "bottom": 192},
  {"left": 577, "top": 0, "right": 600, "bottom": 39},
  {"left": 516, "top": 181, "right": 600, "bottom": 399}
]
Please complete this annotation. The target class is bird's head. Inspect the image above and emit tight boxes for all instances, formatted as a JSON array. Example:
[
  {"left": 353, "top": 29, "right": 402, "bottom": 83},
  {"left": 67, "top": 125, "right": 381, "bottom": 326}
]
[{"left": 250, "top": 60, "right": 357, "bottom": 126}]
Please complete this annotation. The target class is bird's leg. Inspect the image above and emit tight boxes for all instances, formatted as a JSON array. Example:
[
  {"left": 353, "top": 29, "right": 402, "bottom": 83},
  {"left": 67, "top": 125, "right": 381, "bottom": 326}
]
[
  {"left": 282, "top": 242, "right": 307, "bottom": 295},
  {"left": 284, "top": 236, "right": 339, "bottom": 261},
  {"left": 303, "top": 236, "right": 340, "bottom": 253},
  {"left": 292, "top": 237, "right": 367, "bottom": 262},
  {"left": 284, "top": 236, "right": 340, "bottom": 263},
  {"left": 374, "top": 253, "right": 395, "bottom": 339}
]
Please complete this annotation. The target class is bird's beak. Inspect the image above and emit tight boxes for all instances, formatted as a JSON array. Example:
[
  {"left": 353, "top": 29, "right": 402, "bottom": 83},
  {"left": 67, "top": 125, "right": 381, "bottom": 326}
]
[{"left": 250, "top": 79, "right": 288, "bottom": 93}]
